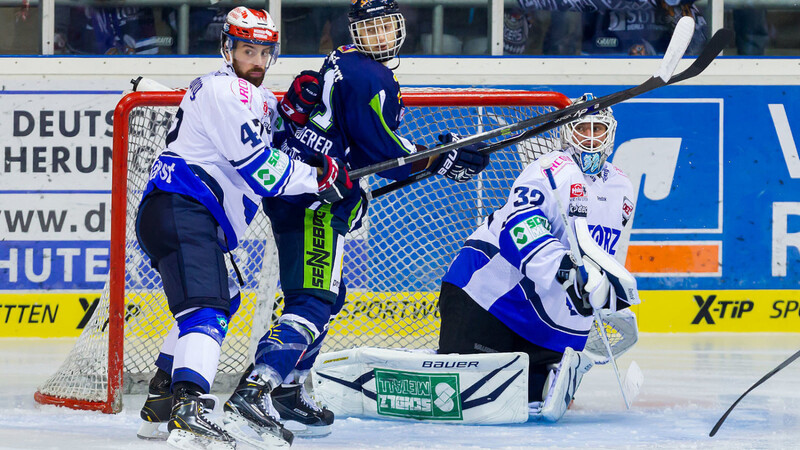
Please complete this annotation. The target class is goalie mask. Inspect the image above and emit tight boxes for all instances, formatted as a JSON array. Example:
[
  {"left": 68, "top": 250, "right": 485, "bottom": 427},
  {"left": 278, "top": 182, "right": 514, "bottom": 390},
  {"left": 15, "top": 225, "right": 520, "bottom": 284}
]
[
  {"left": 221, "top": 7, "right": 280, "bottom": 86},
  {"left": 348, "top": 0, "right": 406, "bottom": 63},
  {"left": 561, "top": 93, "right": 618, "bottom": 175}
]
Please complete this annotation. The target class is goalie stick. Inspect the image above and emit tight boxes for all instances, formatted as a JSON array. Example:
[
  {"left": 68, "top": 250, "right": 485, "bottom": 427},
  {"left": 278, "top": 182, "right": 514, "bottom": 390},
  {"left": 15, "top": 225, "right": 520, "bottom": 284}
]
[
  {"left": 351, "top": 16, "right": 696, "bottom": 182},
  {"left": 543, "top": 165, "right": 636, "bottom": 409},
  {"left": 367, "top": 26, "right": 733, "bottom": 200},
  {"left": 709, "top": 348, "right": 800, "bottom": 437}
]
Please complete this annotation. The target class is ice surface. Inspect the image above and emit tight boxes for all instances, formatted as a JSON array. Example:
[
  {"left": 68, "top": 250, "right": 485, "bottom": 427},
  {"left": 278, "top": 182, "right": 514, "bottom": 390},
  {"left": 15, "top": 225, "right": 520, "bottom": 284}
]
[{"left": 2, "top": 334, "right": 799, "bottom": 449}]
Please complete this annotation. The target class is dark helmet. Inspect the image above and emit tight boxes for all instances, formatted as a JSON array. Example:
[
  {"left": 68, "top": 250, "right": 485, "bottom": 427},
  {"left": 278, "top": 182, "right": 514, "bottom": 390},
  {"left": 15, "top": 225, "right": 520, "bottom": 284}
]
[
  {"left": 348, "top": 0, "right": 400, "bottom": 23},
  {"left": 347, "top": 0, "right": 405, "bottom": 62}
]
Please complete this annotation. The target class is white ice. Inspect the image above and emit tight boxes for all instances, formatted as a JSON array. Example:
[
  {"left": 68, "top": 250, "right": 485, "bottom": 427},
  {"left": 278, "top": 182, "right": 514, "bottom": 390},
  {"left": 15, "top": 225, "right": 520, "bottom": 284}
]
[{"left": 2, "top": 334, "right": 799, "bottom": 449}]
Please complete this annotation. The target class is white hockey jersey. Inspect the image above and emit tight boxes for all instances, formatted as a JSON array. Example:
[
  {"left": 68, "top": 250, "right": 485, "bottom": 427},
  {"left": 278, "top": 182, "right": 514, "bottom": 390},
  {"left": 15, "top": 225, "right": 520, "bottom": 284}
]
[
  {"left": 141, "top": 65, "right": 320, "bottom": 251},
  {"left": 441, "top": 151, "right": 635, "bottom": 353}
]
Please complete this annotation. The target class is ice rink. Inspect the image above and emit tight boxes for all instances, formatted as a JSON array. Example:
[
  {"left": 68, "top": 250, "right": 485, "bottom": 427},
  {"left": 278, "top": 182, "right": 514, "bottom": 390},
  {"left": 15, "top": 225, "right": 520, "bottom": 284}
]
[{"left": 1, "top": 333, "right": 799, "bottom": 449}]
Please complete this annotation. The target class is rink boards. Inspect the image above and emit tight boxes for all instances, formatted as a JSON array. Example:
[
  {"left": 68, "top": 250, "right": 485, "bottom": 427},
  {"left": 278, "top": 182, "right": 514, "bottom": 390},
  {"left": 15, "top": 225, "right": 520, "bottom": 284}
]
[{"left": 2, "top": 85, "right": 800, "bottom": 337}]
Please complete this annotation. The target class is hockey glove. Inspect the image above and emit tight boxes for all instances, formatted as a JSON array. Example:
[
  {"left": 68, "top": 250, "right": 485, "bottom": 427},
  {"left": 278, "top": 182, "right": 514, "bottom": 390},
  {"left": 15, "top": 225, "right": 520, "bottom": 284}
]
[
  {"left": 279, "top": 70, "right": 322, "bottom": 127},
  {"left": 556, "top": 253, "right": 611, "bottom": 316},
  {"left": 315, "top": 155, "right": 353, "bottom": 204},
  {"left": 431, "top": 133, "right": 491, "bottom": 183}
]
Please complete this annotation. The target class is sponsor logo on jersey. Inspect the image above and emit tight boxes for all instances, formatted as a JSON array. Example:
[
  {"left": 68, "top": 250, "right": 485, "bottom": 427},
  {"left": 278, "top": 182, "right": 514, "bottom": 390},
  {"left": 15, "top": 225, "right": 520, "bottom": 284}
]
[
  {"left": 374, "top": 368, "right": 463, "bottom": 420},
  {"left": 545, "top": 154, "right": 573, "bottom": 175},
  {"left": 149, "top": 159, "right": 175, "bottom": 184},
  {"left": 568, "top": 201, "right": 588, "bottom": 217},
  {"left": 189, "top": 77, "right": 203, "bottom": 101},
  {"left": 232, "top": 78, "right": 252, "bottom": 107},
  {"left": 306, "top": 209, "right": 332, "bottom": 289},
  {"left": 588, "top": 223, "right": 621, "bottom": 255},
  {"left": 570, "top": 183, "right": 586, "bottom": 198},
  {"left": 622, "top": 196, "right": 634, "bottom": 225},
  {"left": 511, "top": 215, "right": 552, "bottom": 249},
  {"left": 253, "top": 148, "right": 289, "bottom": 189}
]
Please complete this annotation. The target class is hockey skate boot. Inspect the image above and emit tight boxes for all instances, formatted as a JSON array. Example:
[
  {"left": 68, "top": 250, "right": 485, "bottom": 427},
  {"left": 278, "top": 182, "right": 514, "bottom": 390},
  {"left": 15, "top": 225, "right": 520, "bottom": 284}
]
[
  {"left": 533, "top": 347, "right": 594, "bottom": 422},
  {"left": 137, "top": 369, "right": 173, "bottom": 440},
  {"left": 271, "top": 383, "right": 334, "bottom": 437},
  {"left": 166, "top": 387, "right": 235, "bottom": 450},
  {"left": 223, "top": 371, "right": 294, "bottom": 448}
]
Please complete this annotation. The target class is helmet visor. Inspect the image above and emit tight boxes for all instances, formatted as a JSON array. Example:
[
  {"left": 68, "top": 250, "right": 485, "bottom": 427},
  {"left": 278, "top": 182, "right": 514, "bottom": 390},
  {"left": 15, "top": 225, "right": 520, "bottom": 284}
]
[{"left": 349, "top": 13, "right": 405, "bottom": 62}]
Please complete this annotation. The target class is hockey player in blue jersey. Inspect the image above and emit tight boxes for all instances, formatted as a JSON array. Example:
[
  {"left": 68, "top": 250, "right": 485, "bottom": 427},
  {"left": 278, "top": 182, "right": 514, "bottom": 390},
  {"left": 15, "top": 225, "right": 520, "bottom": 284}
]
[
  {"left": 438, "top": 95, "right": 641, "bottom": 423},
  {"left": 220, "top": 0, "right": 491, "bottom": 444},
  {"left": 133, "top": 7, "right": 351, "bottom": 449}
]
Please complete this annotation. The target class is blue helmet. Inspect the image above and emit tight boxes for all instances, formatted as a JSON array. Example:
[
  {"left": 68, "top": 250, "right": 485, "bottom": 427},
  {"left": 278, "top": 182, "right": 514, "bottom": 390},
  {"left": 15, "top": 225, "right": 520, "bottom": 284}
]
[
  {"left": 348, "top": 0, "right": 400, "bottom": 23},
  {"left": 348, "top": 0, "right": 405, "bottom": 62}
]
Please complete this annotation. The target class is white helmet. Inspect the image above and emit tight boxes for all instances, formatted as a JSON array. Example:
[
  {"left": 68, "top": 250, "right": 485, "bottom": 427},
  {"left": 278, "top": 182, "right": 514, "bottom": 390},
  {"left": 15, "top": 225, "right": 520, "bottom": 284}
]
[
  {"left": 560, "top": 93, "right": 618, "bottom": 175},
  {"left": 348, "top": 0, "right": 406, "bottom": 63},
  {"left": 220, "top": 7, "right": 280, "bottom": 70}
]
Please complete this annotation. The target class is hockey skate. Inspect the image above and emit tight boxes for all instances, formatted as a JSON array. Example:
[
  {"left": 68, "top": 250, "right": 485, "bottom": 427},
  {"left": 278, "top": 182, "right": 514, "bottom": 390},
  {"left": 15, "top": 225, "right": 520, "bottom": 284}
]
[
  {"left": 137, "top": 369, "right": 173, "bottom": 440},
  {"left": 271, "top": 383, "right": 334, "bottom": 437},
  {"left": 166, "top": 388, "right": 235, "bottom": 450},
  {"left": 223, "top": 371, "right": 294, "bottom": 448},
  {"left": 532, "top": 347, "right": 594, "bottom": 422}
]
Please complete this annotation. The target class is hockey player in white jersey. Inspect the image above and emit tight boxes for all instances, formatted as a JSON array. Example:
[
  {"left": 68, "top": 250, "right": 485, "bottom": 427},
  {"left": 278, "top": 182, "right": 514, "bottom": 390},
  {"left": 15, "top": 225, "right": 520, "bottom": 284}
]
[
  {"left": 134, "top": 7, "right": 351, "bottom": 450},
  {"left": 438, "top": 94, "right": 640, "bottom": 422}
]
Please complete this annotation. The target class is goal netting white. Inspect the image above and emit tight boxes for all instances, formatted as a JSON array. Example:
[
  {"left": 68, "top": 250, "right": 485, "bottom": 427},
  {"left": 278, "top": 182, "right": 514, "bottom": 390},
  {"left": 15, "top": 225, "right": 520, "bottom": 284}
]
[{"left": 34, "top": 88, "right": 569, "bottom": 413}]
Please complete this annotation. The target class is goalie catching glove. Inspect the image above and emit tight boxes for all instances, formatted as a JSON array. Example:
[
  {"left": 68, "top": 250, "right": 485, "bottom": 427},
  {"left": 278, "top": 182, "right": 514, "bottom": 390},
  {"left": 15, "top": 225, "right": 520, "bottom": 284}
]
[
  {"left": 313, "top": 154, "right": 353, "bottom": 204},
  {"left": 279, "top": 70, "right": 322, "bottom": 127},
  {"left": 556, "top": 253, "right": 611, "bottom": 316},
  {"left": 431, "top": 133, "right": 491, "bottom": 182}
]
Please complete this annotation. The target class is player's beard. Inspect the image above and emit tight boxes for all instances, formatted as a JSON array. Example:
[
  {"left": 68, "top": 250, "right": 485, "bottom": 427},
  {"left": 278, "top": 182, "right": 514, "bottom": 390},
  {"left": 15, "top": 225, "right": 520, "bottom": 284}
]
[
  {"left": 233, "top": 60, "right": 265, "bottom": 87},
  {"left": 243, "top": 68, "right": 265, "bottom": 87}
]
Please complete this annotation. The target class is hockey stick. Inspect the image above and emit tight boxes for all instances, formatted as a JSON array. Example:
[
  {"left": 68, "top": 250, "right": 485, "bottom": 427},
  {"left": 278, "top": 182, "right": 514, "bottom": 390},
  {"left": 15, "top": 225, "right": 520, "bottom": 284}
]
[
  {"left": 543, "top": 165, "right": 631, "bottom": 409},
  {"left": 351, "top": 16, "right": 696, "bottom": 182},
  {"left": 709, "top": 348, "right": 800, "bottom": 437},
  {"left": 367, "top": 26, "right": 733, "bottom": 200}
]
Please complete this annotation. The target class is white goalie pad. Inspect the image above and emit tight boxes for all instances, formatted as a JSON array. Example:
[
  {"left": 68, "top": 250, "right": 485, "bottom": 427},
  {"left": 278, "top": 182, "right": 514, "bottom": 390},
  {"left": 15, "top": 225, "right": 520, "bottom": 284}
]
[
  {"left": 574, "top": 217, "right": 640, "bottom": 306},
  {"left": 310, "top": 347, "right": 529, "bottom": 424}
]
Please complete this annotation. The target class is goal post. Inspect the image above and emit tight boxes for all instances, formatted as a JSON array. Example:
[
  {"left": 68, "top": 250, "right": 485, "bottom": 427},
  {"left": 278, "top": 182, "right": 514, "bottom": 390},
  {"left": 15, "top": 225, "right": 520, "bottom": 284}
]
[{"left": 34, "top": 88, "right": 570, "bottom": 414}]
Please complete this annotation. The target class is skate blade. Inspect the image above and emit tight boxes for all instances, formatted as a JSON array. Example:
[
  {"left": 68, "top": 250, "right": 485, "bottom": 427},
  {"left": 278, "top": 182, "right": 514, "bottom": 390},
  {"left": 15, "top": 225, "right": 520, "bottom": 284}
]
[
  {"left": 166, "top": 429, "right": 235, "bottom": 450},
  {"left": 283, "top": 420, "right": 331, "bottom": 438},
  {"left": 223, "top": 412, "right": 292, "bottom": 449},
  {"left": 137, "top": 420, "right": 169, "bottom": 440}
]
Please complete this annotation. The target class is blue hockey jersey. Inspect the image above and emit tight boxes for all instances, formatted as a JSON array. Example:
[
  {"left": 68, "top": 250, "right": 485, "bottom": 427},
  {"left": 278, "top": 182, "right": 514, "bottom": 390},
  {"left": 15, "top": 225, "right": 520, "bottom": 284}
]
[{"left": 278, "top": 45, "right": 419, "bottom": 230}]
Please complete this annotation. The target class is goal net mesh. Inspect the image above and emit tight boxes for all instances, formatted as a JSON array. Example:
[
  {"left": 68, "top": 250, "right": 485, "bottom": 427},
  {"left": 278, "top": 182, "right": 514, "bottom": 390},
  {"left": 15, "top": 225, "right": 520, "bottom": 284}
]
[{"left": 35, "top": 88, "right": 568, "bottom": 412}]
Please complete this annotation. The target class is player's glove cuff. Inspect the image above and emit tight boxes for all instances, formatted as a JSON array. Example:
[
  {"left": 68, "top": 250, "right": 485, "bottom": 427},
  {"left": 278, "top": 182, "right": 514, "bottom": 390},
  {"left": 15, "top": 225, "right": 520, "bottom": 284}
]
[
  {"left": 315, "top": 155, "right": 353, "bottom": 204},
  {"left": 431, "top": 133, "right": 491, "bottom": 183},
  {"left": 279, "top": 70, "right": 322, "bottom": 127}
]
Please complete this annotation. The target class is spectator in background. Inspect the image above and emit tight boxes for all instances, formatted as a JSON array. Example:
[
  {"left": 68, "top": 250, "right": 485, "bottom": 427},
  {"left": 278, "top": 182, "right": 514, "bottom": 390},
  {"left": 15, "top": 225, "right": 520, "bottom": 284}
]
[
  {"left": 505, "top": 0, "right": 707, "bottom": 56},
  {"left": 55, "top": 6, "right": 172, "bottom": 55},
  {"left": 732, "top": 7, "right": 768, "bottom": 55}
]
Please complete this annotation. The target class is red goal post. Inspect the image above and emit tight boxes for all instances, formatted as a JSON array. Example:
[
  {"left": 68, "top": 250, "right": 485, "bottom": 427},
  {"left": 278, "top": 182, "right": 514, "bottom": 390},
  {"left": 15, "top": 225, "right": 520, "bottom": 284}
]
[{"left": 34, "top": 88, "right": 570, "bottom": 414}]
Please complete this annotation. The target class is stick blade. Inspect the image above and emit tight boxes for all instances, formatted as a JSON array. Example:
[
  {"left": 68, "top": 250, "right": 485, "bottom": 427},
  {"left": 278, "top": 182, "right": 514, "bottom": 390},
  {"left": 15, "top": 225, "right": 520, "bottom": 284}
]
[
  {"left": 655, "top": 16, "right": 695, "bottom": 82},
  {"left": 623, "top": 360, "right": 644, "bottom": 404}
]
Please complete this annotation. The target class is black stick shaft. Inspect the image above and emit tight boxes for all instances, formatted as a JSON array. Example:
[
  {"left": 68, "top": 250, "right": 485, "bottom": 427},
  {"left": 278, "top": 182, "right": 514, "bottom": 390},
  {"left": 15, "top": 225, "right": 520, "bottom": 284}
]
[
  {"left": 709, "top": 349, "right": 800, "bottom": 437},
  {"left": 368, "top": 28, "right": 733, "bottom": 200}
]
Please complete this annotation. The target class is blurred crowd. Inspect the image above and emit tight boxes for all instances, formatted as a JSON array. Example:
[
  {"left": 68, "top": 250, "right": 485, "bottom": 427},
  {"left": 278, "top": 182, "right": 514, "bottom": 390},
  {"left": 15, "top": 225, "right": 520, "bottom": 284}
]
[{"left": 1, "top": 1, "right": 798, "bottom": 56}]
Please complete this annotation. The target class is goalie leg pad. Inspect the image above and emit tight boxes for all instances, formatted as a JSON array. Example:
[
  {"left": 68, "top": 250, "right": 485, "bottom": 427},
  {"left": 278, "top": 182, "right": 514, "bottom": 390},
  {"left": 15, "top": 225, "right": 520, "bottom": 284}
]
[
  {"left": 312, "top": 347, "right": 529, "bottom": 424},
  {"left": 531, "top": 347, "right": 594, "bottom": 422}
]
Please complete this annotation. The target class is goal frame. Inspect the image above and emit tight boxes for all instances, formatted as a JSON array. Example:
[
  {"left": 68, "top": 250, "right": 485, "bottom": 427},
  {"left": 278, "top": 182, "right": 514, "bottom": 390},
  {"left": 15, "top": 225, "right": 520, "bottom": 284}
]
[{"left": 34, "top": 89, "right": 571, "bottom": 414}]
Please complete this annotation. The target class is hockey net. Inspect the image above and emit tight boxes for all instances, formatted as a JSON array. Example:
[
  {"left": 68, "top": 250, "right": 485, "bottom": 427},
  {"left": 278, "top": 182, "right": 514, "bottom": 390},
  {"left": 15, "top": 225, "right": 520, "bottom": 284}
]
[{"left": 34, "top": 88, "right": 570, "bottom": 413}]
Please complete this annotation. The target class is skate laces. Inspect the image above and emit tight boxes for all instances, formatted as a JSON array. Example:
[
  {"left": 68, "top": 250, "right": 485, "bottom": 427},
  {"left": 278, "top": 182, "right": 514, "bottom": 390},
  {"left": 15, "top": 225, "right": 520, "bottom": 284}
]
[
  {"left": 299, "top": 385, "right": 321, "bottom": 412},
  {"left": 197, "top": 394, "right": 229, "bottom": 435}
]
